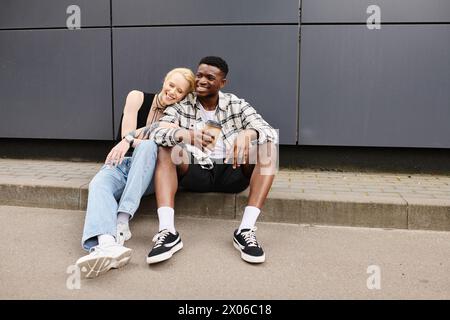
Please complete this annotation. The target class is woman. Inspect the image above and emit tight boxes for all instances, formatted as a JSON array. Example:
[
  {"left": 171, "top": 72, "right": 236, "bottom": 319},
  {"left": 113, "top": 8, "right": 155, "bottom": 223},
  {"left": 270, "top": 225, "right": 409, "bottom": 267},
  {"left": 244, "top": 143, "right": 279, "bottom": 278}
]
[{"left": 75, "top": 68, "right": 195, "bottom": 278}]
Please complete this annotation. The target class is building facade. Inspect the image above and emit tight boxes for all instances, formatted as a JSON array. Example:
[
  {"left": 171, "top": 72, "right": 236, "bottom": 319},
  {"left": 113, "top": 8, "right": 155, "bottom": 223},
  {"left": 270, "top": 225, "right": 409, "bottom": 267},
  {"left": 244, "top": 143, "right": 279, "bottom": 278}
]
[{"left": 1, "top": 0, "right": 449, "bottom": 147}]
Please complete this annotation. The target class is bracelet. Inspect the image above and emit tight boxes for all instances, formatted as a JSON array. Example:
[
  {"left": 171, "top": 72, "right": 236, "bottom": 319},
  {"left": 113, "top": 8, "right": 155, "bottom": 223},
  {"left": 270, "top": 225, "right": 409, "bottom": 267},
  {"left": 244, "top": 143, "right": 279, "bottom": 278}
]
[{"left": 125, "top": 130, "right": 136, "bottom": 138}]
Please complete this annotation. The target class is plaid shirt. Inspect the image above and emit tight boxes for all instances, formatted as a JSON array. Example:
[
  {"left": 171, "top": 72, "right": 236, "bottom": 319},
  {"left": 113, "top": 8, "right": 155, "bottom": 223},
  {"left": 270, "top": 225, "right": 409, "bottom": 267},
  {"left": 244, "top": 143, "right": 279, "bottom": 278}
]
[{"left": 147, "top": 91, "right": 278, "bottom": 168}]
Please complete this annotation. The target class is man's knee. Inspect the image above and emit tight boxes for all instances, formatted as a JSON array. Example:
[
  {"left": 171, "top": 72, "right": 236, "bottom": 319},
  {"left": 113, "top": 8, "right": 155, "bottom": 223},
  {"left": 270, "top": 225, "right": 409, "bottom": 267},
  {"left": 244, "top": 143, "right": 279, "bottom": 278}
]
[
  {"left": 170, "top": 145, "right": 190, "bottom": 166},
  {"left": 256, "top": 142, "right": 278, "bottom": 175},
  {"left": 157, "top": 146, "right": 173, "bottom": 163}
]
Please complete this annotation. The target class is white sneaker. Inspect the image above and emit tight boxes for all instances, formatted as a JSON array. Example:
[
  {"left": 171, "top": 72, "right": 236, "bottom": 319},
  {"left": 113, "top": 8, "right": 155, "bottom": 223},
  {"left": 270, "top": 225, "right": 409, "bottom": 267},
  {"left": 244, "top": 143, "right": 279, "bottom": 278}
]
[
  {"left": 75, "top": 243, "right": 132, "bottom": 279},
  {"left": 116, "top": 222, "right": 132, "bottom": 246}
]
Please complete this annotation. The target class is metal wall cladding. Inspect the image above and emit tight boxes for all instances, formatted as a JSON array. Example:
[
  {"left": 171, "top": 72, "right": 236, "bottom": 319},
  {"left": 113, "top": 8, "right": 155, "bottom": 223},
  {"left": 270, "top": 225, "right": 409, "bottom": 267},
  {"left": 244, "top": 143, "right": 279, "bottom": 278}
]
[
  {"left": 0, "top": 0, "right": 110, "bottom": 29},
  {"left": 0, "top": 29, "right": 112, "bottom": 139},
  {"left": 301, "top": 0, "right": 450, "bottom": 23},
  {"left": 113, "top": 26, "right": 298, "bottom": 144},
  {"left": 112, "top": 0, "right": 300, "bottom": 25},
  {"left": 299, "top": 25, "right": 450, "bottom": 148}
]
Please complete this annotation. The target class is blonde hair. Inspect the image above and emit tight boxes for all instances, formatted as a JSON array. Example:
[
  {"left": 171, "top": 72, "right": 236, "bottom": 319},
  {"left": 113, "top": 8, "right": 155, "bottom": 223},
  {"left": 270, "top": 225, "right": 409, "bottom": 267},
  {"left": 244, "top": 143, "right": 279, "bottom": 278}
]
[{"left": 164, "top": 67, "right": 195, "bottom": 93}]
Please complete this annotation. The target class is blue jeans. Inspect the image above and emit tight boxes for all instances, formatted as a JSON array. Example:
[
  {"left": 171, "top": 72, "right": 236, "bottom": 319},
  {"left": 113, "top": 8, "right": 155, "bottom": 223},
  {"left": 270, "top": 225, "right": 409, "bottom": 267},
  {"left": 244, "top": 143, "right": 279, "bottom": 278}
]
[{"left": 81, "top": 140, "right": 158, "bottom": 251}]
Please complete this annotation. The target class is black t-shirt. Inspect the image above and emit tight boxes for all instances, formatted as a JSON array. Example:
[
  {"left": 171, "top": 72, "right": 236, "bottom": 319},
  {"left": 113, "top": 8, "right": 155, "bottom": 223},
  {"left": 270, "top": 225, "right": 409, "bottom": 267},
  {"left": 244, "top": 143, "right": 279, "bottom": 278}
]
[{"left": 116, "top": 92, "right": 155, "bottom": 156}]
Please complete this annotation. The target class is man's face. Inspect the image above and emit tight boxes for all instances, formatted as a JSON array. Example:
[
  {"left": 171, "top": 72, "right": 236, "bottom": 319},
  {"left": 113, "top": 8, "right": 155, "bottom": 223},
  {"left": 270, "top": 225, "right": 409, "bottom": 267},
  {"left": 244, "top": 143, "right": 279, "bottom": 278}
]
[{"left": 195, "top": 64, "right": 226, "bottom": 98}]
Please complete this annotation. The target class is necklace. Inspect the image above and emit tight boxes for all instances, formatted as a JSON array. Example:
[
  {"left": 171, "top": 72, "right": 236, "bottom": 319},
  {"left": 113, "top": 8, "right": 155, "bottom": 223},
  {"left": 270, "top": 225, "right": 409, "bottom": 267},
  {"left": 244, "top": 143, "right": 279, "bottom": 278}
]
[
  {"left": 149, "top": 93, "right": 165, "bottom": 125},
  {"left": 155, "top": 92, "right": 166, "bottom": 110}
]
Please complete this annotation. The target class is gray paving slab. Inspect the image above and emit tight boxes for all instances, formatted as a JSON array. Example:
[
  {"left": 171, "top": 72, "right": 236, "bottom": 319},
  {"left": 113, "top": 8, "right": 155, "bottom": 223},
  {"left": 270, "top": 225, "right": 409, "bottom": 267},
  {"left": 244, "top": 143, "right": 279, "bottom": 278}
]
[{"left": 1, "top": 159, "right": 450, "bottom": 230}]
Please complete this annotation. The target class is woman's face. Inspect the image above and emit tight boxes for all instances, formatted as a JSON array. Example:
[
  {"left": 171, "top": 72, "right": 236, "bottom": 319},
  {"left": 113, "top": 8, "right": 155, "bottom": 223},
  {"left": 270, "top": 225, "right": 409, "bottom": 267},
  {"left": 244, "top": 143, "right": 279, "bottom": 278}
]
[{"left": 160, "top": 73, "right": 190, "bottom": 106}]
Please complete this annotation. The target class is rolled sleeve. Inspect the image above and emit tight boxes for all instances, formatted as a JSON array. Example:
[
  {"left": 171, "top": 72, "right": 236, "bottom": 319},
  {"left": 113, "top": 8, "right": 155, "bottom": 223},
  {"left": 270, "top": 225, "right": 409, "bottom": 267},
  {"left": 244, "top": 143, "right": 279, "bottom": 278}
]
[
  {"left": 152, "top": 105, "right": 180, "bottom": 147},
  {"left": 241, "top": 103, "right": 279, "bottom": 145}
]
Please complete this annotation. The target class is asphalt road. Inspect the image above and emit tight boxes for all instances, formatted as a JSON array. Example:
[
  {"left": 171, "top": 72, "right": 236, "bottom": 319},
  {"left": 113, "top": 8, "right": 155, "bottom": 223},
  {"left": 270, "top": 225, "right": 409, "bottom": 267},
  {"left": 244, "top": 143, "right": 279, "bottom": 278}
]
[{"left": 1, "top": 205, "right": 449, "bottom": 299}]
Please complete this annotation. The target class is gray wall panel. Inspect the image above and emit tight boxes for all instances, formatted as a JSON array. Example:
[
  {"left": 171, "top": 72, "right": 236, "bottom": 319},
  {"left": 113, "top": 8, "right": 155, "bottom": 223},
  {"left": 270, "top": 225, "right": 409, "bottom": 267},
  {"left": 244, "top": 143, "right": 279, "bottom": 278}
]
[
  {"left": 113, "top": 26, "right": 298, "bottom": 144},
  {"left": 302, "top": 0, "right": 450, "bottom": 23},
  {"left": 0, "top": 29, "right": 112, "bottom": 139},
  {"left": 112, "top": 0, "right": 299, "bottom": 25},
  {"left": 0, "top": 0, "right": 110, "bottom": 29},
  {"left": 299, "top": 25, "right": 450, "bottom": 148}
]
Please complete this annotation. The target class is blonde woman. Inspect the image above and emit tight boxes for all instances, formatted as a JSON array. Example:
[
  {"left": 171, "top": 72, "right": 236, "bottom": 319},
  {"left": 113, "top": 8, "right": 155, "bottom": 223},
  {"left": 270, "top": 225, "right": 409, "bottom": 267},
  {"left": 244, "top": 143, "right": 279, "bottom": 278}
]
[{"left": 76, "top": 68, "right": 195, "bottom": 278}]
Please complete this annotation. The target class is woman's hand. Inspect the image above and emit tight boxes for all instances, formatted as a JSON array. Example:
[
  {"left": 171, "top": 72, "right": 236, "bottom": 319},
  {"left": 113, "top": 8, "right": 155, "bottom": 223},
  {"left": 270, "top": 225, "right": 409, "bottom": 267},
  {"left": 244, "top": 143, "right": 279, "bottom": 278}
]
[
  {"left": 132, "top": 138, "right": 143, "bottom": 148},
  {"left": 105, "top": 139, "right": 131, "bottom": 166}
]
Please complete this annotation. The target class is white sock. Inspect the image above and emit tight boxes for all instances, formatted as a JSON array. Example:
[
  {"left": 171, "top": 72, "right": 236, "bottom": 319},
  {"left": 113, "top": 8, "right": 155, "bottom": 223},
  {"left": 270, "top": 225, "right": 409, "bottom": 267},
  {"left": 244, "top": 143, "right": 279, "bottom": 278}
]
[
  {"left": 157, "top": 207, "right": 176, "bottom": 234},
  {"left": 117, "top": 212, "right": 131, "bottom": 225},
  {"left": 98, "top": 234, "right": 116, "bottom": 246},
  {"left": 238, "top": 206, "right": 261, "bottom": 233}
]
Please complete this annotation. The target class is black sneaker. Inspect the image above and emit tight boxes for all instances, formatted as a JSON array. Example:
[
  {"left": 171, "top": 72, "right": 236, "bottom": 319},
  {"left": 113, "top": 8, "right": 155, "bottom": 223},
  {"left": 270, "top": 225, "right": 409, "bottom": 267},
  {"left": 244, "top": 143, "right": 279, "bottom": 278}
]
[
  {"left": 147, "top": 229, "right": 183, "bottom": 264},
  {"left": 233, "top": 227, "right": 265, "bottom": 263}
]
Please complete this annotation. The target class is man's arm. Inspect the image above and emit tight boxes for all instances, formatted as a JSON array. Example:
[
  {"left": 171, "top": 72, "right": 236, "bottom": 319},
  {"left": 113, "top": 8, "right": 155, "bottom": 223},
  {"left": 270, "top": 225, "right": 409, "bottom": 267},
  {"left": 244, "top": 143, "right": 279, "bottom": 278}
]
[
  {"left": 151, "top": 105, "right": 184, "bottom": 146},
  {"left": 149, "top": 103, "right": 214, "bottom": 149},
  {"left": 240, "top": 102, "right": 279, "bottom": 145}
]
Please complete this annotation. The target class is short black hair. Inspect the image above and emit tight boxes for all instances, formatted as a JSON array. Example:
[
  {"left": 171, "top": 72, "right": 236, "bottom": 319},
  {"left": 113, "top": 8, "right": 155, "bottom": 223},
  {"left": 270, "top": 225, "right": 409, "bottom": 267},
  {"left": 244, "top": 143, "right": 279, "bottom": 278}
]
[{"left": 198, "top": 56, "right": 228, "bottom": 77}]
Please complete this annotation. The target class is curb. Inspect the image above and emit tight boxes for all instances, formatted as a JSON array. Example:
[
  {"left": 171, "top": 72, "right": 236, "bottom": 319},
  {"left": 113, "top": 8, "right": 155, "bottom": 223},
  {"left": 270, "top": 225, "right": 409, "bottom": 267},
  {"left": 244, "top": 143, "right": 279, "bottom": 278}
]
[{"left": 2, "top": 181, "right": 449, "bottom": 231}]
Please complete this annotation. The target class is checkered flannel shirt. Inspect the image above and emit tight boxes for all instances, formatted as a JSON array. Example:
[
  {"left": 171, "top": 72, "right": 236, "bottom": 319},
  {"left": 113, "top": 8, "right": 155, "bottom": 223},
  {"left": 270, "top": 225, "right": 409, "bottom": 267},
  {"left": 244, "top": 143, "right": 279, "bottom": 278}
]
[{"left": 146, "top": 91, "right": 278, "bottom": 169}]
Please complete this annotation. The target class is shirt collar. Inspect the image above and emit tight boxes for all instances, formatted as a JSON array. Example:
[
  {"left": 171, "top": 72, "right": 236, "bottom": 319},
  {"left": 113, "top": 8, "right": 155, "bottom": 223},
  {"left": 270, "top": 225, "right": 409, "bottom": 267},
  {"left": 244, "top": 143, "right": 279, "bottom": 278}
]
[
  {"left": 188, "top": 91, "right": 229, "bottom": 112},
  {"left": 218, "top": 91, "right": 230, "bottom": 111}
]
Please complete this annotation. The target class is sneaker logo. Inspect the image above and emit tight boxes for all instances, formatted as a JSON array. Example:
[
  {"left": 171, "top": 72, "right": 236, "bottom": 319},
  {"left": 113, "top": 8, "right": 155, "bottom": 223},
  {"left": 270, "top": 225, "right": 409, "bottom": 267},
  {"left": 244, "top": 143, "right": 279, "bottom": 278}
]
[
  {"left": 234, "top": 238, "right": 245, "bottom": 250},
  {"left": 163, "top": 236, "right": 180, "bottom": 248}
]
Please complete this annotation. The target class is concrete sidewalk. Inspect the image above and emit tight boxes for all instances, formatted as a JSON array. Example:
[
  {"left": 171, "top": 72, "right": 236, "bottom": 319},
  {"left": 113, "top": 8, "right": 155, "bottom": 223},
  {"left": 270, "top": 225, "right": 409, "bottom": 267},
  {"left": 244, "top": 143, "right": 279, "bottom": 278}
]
[
  {"left": 0, "top": 159, "right": 450, "bottom": 231},
  {"left": 1, "top": 206, "right": 450, "bottom": 299}
]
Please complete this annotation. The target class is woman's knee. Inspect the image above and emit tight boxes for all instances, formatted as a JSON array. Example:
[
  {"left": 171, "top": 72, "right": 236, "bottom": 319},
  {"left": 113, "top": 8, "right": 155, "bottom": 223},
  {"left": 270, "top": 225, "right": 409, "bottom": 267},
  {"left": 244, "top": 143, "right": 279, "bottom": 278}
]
[
  {"left": 88, "top": 176, "right": 109, "bottom": 193},
  {"left": 135, "top": 140, "right": 158, "bottom": 155},
  {"left": 88, "top": 169, "right": 118, "bottom": 193}
]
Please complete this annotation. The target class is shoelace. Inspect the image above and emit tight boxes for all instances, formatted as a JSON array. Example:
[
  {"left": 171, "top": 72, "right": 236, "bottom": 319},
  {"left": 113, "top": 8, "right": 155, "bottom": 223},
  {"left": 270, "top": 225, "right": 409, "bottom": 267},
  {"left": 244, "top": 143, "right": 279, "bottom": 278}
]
[
  {"left": 241, "top": 227, "right": 259, "bottom": 247},
  {"left": 152, "top": 229, "right": 170, "bottom": 248}
]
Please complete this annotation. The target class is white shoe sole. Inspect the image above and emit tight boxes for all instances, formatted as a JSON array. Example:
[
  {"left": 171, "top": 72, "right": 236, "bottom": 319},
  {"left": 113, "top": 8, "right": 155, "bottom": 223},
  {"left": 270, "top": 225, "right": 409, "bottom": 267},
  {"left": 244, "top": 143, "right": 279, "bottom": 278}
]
[
  {"left": 76, "top": 249, "right": 132, "bottom": 279},
  {"left": 233, "top": 240, "right": 265, "bottom": 264},
  {"left": 146, "top": 242, "right": 183, "bottom": 264}
]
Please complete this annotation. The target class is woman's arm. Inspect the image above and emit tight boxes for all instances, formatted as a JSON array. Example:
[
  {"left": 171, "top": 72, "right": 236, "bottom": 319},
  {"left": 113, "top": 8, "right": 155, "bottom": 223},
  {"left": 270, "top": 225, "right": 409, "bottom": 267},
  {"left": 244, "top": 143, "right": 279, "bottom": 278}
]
[
  {"left": 121, "top": 90, "right": 144, "bottom": 138},
  {"left": 105, "top": 90, "right": 143, "bottom": 166},
  {"left": 130, "top": 121, "right": 178, "bottom": 141}
]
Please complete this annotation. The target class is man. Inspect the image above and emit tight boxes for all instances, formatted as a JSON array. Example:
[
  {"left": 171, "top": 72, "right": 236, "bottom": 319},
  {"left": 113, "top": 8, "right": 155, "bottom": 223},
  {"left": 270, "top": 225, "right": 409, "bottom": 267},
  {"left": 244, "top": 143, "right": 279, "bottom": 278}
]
[{"left": 148, "top": 56, "right": 278, "bottom": 264}]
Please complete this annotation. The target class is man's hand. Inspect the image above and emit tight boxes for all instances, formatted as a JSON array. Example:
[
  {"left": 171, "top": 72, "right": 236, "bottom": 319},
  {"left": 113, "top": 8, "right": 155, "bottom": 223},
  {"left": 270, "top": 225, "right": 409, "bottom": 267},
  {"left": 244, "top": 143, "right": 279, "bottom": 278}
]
[
  {"left": 226, "top": 129, "right": 257, "bottom": 169},
  {"left": 175, "top": 128, "right": 215, "bottom": 151},
  {"left": 105, "top": 139, "right": 131, "bottom": 166},
  {"left": 194, "top": 129, "right": 215, "bottom": 151}
]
